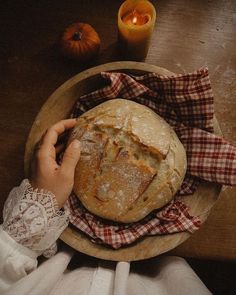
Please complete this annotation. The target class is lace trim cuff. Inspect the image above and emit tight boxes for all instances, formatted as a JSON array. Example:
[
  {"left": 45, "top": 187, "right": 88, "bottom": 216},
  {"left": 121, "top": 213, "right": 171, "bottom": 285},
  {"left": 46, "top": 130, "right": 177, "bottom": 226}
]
[{"left": 2, "top": 179, "right": 69, "bottom": 257}]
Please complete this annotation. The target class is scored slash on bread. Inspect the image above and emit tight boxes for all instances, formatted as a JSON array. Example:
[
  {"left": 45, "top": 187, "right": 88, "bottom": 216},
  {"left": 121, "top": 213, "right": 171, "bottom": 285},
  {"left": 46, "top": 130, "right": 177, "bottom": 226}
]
[
  {"left": 95, "top": 147, "right": 157, "bottom": 207},
  {"left": 69, "top": 99, "right": 187, "bottom": 223}
]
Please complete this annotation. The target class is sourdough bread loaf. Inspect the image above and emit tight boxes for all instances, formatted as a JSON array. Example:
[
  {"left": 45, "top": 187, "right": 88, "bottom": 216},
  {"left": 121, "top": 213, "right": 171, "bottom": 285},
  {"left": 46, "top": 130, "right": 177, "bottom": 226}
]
[{"left": 69, "top": 99, "right": 187, "bottom": 223}]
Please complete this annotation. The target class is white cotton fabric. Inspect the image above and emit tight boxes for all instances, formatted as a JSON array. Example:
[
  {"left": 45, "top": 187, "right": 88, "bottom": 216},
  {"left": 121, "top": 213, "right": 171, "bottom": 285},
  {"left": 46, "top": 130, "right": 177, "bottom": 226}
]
[
  {"left": 0, "top": 181, "right": 212, "bottom": 295},
  {"left": 127, "top": 256, "right": 212, "bottom": 295},
  {"left": 0, "top": 226, "right": 38, "bottom": 292},
  {"left": 0, "top": 239, "right": 212, "bottom": 295},
  {"left": 113, "top": 262, "right": 130, "bottom": 295}
]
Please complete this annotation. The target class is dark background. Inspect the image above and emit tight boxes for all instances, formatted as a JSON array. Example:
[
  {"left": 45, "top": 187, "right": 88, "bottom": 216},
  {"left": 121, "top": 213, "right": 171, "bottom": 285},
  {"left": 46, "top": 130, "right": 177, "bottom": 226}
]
[{"left": 0, "top": 1, "right": 235, "bottom": 294}]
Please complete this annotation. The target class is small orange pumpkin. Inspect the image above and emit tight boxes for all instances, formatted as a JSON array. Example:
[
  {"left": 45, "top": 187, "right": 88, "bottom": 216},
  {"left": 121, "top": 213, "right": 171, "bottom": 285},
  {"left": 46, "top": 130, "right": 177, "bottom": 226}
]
[{"left": 61, "top": 22, "right": 101, "bottom": 62}]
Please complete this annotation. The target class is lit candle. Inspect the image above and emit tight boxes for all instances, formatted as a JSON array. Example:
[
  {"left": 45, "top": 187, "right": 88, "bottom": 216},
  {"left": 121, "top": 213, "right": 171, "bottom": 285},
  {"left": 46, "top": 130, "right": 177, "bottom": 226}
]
[{"left": 118, "top": 0, "right": 156, "bottom": 60}]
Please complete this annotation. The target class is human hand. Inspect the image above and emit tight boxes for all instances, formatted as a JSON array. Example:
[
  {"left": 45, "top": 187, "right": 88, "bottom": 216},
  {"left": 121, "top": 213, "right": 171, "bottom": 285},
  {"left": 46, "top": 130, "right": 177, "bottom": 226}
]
[{"left": 30, "top": 119, "right": 81, "bottom": 208}]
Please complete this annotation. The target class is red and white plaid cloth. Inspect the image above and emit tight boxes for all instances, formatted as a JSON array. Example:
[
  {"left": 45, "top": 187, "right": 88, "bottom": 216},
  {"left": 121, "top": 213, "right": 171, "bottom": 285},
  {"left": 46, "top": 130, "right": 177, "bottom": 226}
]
[{"left": 64, "top": 68, "right": 236, "bottom": 249}]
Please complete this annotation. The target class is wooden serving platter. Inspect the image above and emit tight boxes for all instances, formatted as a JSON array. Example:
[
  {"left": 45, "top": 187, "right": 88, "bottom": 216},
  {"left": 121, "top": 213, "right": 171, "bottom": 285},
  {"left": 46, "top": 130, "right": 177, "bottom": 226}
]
[{"left": 24, "top": 61, "right": 221, "bottom": 261}]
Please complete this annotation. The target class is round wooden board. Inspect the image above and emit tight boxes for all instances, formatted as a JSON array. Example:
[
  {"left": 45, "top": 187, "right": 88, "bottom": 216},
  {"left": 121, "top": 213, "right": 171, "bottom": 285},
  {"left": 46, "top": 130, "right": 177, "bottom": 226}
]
[{"left": 24, "top": 61, "right": 221, "bottom": 261}]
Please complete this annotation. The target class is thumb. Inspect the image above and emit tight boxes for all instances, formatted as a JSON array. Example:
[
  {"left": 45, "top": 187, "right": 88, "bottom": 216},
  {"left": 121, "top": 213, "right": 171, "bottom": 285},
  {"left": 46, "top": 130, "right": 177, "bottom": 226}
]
[{"left": 61, "top": 139, "right": 81, "bottom": 176}]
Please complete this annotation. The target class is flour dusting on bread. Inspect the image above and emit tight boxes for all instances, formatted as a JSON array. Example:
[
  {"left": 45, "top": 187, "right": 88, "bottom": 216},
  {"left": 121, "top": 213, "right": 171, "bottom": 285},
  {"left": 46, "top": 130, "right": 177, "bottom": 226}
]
[{"left": 69, "top": 99, "right": 187, "bottom": 223}]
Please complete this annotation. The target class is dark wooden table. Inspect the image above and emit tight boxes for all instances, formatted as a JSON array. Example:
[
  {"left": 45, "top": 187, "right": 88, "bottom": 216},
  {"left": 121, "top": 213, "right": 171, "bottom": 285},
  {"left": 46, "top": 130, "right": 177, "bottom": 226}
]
[{"left": 0, "top": 0, "right": 235, "bottom": 260}]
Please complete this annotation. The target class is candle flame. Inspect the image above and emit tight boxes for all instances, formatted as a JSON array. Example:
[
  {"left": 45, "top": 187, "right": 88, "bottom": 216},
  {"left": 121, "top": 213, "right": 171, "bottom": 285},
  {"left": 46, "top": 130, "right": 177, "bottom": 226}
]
[
  {"left": 132, "top": 16, "right": 137, "bottom": 25},
  {"left": 122, "top": 9, "right": 150, "bottom": 26}
]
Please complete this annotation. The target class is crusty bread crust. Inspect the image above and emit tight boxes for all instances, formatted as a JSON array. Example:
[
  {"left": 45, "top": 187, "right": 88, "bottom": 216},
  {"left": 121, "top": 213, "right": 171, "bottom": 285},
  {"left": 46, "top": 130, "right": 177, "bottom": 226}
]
[{"left": 69, "top": 99, "right": 187, "bottom": 223}]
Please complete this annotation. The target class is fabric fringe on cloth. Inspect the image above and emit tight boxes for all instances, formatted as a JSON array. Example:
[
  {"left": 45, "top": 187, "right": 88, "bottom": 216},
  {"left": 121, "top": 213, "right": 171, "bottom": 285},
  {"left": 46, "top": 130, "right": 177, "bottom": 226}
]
[{"left": 63, "top": 68, "right": 236, "bottom": 249}]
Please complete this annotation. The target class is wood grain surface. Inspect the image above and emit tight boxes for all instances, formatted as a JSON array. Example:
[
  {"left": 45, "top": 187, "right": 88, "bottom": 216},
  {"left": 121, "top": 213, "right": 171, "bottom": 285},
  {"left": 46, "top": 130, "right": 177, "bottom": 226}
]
[{"left": 0, "top": 0, "right": 235, "bottom": 260}]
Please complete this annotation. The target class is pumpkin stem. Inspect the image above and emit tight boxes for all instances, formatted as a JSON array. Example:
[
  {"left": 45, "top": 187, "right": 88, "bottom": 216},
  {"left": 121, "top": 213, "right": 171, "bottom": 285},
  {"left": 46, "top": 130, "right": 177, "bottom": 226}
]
[{"left": 73, "top": 31, "right": 82, "bottom": 41}]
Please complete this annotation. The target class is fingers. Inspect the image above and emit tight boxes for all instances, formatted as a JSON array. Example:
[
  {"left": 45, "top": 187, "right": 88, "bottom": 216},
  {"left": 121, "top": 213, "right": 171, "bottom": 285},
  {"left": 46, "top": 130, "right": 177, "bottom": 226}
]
[
  {"left": 36, "top": 119, "right": 77, "bottom": 160},
  {"left": 60, "top": 139, "right": 81, "bottom": 177},
  {"left": 43, "top": 119, "right": 77, "bottom": 147}
]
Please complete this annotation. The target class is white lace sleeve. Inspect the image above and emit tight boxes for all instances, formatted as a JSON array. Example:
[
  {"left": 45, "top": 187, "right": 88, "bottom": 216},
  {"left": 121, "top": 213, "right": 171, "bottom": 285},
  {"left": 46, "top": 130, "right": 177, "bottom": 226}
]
[{"left": 2, "top": 179, "right": 69, "bottom": 258}]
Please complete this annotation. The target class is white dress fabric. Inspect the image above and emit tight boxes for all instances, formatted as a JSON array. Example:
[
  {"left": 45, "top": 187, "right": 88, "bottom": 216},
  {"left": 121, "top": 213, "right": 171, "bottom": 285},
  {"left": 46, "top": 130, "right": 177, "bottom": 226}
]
[{"left": 0, "top": 180, "right": 212, "bottom": 295}]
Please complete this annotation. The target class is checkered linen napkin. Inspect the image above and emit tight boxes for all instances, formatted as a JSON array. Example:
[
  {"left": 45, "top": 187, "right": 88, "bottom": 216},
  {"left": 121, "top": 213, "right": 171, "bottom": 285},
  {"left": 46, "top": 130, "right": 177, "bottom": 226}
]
[{"left": 64, "top": 68, "right": 236, "bottom": 249}]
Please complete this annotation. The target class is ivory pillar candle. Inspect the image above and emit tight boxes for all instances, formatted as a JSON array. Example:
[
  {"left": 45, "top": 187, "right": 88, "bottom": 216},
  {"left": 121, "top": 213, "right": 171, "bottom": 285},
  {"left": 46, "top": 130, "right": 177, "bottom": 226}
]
[{"left": 118, "top": 0, "right": 156, "bottom": 60}]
